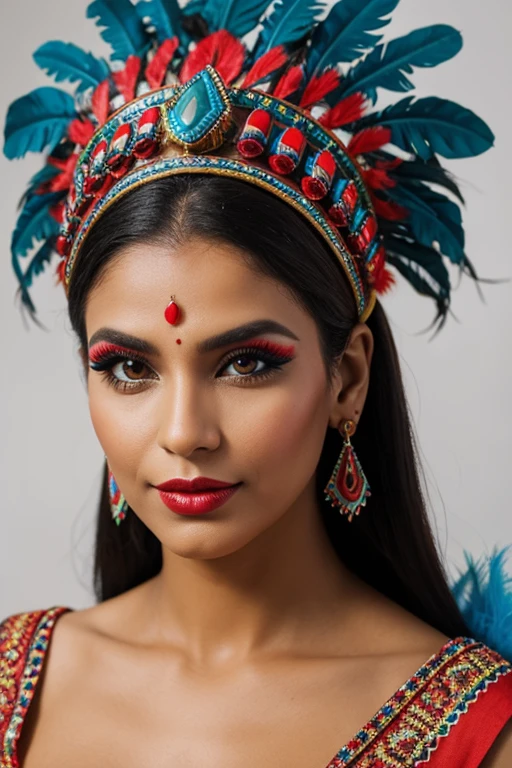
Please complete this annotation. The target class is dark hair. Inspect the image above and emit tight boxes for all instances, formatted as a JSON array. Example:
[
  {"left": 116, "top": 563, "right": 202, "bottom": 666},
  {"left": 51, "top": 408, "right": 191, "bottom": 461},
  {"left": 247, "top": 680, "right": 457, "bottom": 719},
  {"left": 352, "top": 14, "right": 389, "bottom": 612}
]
[{"left": 68, "top": 174, "right": 469, "bottom": 638}]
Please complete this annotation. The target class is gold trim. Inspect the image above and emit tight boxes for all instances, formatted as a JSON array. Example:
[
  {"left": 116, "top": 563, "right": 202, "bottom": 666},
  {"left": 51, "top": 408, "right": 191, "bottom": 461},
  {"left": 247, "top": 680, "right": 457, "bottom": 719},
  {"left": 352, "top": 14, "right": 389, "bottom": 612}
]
[{"left": 66, "top": 162, "right": 367, "bottom": 318}]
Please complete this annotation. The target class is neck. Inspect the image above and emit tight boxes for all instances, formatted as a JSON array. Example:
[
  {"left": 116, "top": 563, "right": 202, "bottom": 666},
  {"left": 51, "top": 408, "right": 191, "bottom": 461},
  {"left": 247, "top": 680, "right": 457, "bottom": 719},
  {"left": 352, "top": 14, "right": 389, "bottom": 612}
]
[{"left": 141, "top": 481, "right": 366, "bottom": 668}]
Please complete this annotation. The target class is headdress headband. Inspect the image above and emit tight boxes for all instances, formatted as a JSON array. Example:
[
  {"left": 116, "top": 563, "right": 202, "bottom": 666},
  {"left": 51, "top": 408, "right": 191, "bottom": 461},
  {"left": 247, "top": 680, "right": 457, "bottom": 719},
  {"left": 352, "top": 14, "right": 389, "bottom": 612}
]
[{"left": 4, "top": 0, "right": 494, "bottom": 331}]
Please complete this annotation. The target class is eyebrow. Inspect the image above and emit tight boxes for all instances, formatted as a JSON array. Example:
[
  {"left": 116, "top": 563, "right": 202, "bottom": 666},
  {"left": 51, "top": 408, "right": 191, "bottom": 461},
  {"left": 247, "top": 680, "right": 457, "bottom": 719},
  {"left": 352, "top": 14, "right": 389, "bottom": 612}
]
[{"left": 88, "top": 320, "right": 300, "bottom": 356}]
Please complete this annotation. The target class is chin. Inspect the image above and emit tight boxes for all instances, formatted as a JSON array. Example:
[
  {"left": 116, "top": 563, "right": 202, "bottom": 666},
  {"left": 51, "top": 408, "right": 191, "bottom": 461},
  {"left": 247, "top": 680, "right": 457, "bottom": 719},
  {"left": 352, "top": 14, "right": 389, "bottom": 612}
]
[{"left": 159, "top": 525, "right": 263, "bottom": 561}]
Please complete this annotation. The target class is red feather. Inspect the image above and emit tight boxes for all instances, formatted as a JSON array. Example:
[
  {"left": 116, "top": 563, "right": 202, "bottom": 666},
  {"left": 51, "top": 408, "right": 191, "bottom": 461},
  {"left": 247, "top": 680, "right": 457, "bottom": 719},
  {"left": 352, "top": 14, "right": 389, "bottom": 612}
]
[
  {"left": 49, "top": 201, "right": 66, "bottom": 224},
  {"left": 68, "top": 118, "right": 95, "bottom": 147},
  {"left": 180, "top": 31, "right": 245, "bottom": 85},
  {"left": 371, "top": 195, "right": 408, "bottom": 221},
  {"left": 362, "top": 167, "right": 396, "bottom": 191},
  {"left": 145, "top": 37, "right": 179, "bottom": 89},
  {"left": 375, "top": 266, "right": 396, "bottom": 294},
  {"left": 242, "top": 46, "right": 288, "bottom": 88},
  {"left": 299, "top": 69, "right": 340, "bottom": 108},
  {"left": 348, "top": 127, "right": 391, "bottom": 156},
  {"left": 273, "top": 65, "right": 304, "bottom": 100},
  {"left": 92, "top": 80, "right": 111, "bottom": 125},
  {"left": 112, "top": 55, "right": 141, "bottom": 103},
  {"left": 55, "top": 258, "right": 67, "bottom": 286},
  {"left": 319, "top": 93, "right": 366, "bottom": 129},
  {"left": 45, "top": 153, "right": 80, "bottom": 193}
]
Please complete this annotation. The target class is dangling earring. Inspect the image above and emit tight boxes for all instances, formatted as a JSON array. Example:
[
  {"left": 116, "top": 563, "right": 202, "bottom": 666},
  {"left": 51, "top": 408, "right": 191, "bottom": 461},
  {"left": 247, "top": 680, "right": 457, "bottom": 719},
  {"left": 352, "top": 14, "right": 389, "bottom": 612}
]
[
  {"left": 324, "top": 419, "right": 371, "bottom": 521},
  {"left": 106, "top": 460, "right": 129, "bottom": 526}
]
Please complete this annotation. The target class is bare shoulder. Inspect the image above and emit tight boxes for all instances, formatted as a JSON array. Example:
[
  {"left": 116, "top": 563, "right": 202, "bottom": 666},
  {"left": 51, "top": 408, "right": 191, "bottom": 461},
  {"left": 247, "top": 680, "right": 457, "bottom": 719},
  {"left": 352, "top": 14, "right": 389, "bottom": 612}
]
[{"left": 481, "top": 719, "right": 512, "bottom": 767}]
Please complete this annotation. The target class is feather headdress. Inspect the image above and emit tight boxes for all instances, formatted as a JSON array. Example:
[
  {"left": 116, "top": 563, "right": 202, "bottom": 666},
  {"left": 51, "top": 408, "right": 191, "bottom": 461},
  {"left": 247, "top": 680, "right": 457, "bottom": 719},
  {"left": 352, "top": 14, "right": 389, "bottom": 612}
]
[
  {"left": 3, "top": 0, "right": 494, "bottom": 332},
  {"left": 452, "top": 548, "right": 512, "bottom": 663}
]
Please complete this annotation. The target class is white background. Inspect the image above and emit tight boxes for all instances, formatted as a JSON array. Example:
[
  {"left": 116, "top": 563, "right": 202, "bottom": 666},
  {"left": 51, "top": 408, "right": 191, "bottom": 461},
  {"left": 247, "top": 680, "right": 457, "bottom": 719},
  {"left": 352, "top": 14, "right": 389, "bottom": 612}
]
[{"left": 1, "top": 0, "right": 510, "bottom": 617}]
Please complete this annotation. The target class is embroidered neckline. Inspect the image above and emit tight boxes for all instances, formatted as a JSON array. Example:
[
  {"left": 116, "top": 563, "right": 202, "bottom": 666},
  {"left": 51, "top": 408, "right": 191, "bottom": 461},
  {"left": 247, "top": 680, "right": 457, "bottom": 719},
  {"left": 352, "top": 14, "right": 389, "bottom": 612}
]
[{"left": 1, "top": 609, "right": 510, "bottom": 768}]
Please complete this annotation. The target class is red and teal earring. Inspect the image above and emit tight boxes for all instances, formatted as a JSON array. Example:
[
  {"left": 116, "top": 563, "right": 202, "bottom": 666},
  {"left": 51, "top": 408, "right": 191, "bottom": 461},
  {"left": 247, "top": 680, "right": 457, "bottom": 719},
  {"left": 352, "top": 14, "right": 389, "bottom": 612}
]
[
  {"left": 107, "top": 462, "right": 129, "bottom": 526},
  {"left": 324, "top": 419, "right": 371, "bottom": 521}
]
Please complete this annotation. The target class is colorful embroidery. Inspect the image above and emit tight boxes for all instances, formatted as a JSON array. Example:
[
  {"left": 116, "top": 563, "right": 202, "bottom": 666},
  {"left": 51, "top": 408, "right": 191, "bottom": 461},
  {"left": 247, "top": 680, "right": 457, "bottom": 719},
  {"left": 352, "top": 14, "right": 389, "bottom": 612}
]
[
  {"left": 0, "top": 611, "right": 510, "bottom": 768},
  {"left": 0, "top": 606, "right": 71, "bottom": 768},
  {"left": 326, "top": 638, "right": 512, "bottom": 766}
]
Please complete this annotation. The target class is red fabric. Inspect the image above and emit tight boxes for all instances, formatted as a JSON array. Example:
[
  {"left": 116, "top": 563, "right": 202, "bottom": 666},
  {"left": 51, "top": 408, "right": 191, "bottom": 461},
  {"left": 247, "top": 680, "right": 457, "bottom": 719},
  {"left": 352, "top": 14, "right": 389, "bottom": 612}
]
[{"left": 426, "top": 672, "right": 512, "bottom": 767}]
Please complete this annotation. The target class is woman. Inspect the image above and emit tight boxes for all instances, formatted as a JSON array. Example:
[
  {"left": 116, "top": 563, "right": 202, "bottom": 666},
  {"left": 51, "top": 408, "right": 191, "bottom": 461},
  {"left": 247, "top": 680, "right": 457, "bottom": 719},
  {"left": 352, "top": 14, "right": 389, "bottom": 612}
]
[{"left": 1, "top": 0, "right": 511, "bottom": 765}]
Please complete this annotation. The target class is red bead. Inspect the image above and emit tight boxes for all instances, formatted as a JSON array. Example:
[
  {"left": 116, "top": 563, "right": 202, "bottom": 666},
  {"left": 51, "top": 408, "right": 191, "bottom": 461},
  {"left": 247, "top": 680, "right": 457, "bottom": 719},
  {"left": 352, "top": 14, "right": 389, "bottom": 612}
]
[
  {"left": 301, "top": 150, "right": 337, "bottom": 200},
  {"left": 348, "top": 214, "right": 377, "bottom": 254},
  {"left": 164, "top": 300, "right": 180, "bottom": 325},
  {"left": 268, "top": 127, "right": 305, "bottom": 175},
  {"left": 237, "top": 109, "right": 272, "bottom": 159},
  {"left": 56, "top": 235, "right": 71, "bottom": 257}
]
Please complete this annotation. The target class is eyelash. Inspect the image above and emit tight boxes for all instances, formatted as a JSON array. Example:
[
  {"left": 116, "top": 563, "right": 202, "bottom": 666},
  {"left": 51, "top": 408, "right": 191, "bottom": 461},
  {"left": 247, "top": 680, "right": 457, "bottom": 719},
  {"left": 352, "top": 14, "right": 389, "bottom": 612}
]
[{"left": 89, "top": 344, "right": 295, "bottom": 393}]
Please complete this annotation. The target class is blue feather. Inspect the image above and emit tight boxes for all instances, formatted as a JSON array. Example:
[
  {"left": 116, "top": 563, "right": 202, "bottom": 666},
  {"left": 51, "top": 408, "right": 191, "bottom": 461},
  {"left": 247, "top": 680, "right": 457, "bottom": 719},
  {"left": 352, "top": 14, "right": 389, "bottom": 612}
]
[
  {"left": 388, "top": 183, "right": 466, "bottom": 265},
  {"left": 86, "top": 0, "right": 149, "bottom": 61},
  {"left": 33, "top": 41, "right": 110, "bottom": 94},
  {"left": 307, "top": 0, "right": 399, "bottom": 75},
  {"left": 199, "top": 0, "right": 271, "bottom": 37},
  {"left": 341, "top": 25, "right": 463, "bottom": 104},
  {"left": 3, "top": 87, "right": 77, "bottom": 160},
  {"left": 360, "top": 96, "right": 494, "bottom": 160},
  {"left": 255, "top": 0, "right": 325, "bottom": 58},
  {"left": 11, "top": 192, "right": 62, "bottom": 259},
  {"left": 451, "top": 548, "right": 512, "bottom": 663},
  {"left": 136, "top": 0, "right": 187, "bottom": 44}
]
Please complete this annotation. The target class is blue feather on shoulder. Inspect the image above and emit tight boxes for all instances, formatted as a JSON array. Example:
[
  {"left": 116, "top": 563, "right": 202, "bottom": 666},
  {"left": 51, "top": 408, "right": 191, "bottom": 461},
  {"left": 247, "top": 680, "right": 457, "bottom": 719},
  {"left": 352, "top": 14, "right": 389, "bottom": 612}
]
[{"left": 451, "top": 547, "right": 512, "bottom": 663}]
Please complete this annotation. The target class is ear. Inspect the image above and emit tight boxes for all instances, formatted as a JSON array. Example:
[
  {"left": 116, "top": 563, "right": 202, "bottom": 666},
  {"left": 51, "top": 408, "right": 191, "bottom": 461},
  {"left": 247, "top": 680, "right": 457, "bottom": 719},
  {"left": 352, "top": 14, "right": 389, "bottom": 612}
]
[{"left": 328, "top": 323, "right": 374, "bottom": 429}]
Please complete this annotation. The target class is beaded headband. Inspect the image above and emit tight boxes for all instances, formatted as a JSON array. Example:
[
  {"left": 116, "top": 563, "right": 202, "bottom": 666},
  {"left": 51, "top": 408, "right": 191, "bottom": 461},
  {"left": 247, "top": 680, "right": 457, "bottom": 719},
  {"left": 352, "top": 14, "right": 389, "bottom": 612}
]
[{"left": 4, "top": 0, "right": 494, "bottom": 331}]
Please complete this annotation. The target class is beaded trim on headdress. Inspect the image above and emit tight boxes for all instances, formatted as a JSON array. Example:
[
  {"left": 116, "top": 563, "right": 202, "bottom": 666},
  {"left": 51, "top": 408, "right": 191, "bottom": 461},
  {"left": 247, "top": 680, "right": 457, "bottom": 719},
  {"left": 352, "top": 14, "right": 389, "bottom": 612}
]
[{"left": 3, "top": 0, "right": 494, "bottom": 331}]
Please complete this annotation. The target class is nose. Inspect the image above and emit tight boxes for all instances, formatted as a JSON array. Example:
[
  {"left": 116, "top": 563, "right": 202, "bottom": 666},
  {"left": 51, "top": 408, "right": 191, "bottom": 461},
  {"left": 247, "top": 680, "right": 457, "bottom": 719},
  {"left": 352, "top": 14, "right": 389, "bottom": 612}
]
[{"left": 155, "top": 374, "right": 221, "bottom": 458}]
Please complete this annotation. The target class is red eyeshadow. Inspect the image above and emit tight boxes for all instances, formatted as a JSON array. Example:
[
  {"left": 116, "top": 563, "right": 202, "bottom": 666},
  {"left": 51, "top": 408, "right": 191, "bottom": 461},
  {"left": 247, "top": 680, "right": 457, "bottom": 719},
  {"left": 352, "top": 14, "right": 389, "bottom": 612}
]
[
  {"left": 241, "top": 338, "right": 296, "bottom": 357},
  {"left": 88, "top": 341, "right": 140, "bottom": 363}
]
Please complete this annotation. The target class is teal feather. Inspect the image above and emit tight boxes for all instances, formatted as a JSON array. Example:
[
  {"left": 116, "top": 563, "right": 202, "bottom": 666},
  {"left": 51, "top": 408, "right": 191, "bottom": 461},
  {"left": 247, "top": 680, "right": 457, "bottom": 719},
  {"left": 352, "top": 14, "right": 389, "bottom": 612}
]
[
  {"left": 307, "top": 0, "right": 399, "bottom": 75},
  {"left": 33, "top": 41, "right": 110, "bottom": 94},
  {"left": 11, "top": 192, "right": 62, "bottom": 259},
  {"left": 388, "top": 156, "right": 465, "bottom": 203},
  {"left": 136, "top": 0, "right": 188, "bottom": 45},
  {"left": 255, "top": 0, "right": 325, "bottom": 58},
  {"left": 383, "top": 234, "right": 451, "bottom": 329},
  {"left": 12, "top": 240, "right": 55, "bottom": 317},
  {"left": 387, "top": 182, "right": 466, "bottom": 266},
  {"left": 340, "top": 24, "right": 463, "bottom": 104},
  {"left": 182, "top": 0, "right": 206, "bottom": 15},
  {"left": 359, "top": 96, "right": 494, "bottom": 160},
  {"left": 198, "top": 0, "right": 271, "bottom": 37},
  {"left": 3, "top": 87, "right": 77, "bottom": 160},
  {"left": 86, "top": 0, "right": 149, "bottom": 61},
  {"left": 24, "top": 165, "right": 61, "bottom": 198},
  {"left": 451, "top": 548, "right": 512, "bottom": 663}
]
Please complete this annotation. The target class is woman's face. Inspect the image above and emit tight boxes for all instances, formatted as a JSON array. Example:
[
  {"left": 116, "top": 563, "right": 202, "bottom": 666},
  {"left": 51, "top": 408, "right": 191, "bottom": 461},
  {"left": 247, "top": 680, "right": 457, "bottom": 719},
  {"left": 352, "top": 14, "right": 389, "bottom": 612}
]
[{"left": 84, "top": 236, "right": 358, "bottom": 560}]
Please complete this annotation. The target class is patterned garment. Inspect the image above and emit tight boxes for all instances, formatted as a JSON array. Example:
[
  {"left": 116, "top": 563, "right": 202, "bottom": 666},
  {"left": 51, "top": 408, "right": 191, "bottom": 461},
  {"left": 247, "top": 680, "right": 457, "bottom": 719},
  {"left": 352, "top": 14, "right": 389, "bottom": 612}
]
[{"left": 1, "top": 607, "right": 512, "bottom": 767}]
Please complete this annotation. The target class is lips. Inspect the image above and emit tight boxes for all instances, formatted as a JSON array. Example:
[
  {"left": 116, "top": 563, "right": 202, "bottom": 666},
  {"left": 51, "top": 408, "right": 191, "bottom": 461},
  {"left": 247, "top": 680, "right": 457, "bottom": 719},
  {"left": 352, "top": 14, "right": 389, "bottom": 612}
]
[
  {"left": 155, "top": 476, "right": 242, "bottom": 515},
  {"left": 155, "top": 476, "right": 237, "bottom": 492}
]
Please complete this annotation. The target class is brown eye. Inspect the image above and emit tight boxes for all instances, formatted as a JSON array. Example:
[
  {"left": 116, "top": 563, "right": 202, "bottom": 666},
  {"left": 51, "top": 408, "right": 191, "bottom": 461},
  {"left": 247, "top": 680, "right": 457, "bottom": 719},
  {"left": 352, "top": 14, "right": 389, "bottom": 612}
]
[
  {"left": 111, "top": 359, "right": 151, "bottom": 382},
  {"left": 230, "top": 355, "right": 259, "bottom": 376}
]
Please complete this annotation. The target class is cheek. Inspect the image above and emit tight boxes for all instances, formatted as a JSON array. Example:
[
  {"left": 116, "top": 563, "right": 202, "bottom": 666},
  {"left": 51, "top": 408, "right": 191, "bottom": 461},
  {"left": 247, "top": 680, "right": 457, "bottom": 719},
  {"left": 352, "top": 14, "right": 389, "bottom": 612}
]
[
  {"left": 231, "top": 367, "right": 330, "bottom": 491},
  {"left": 87, "top": 376, "right": 150, "bottom": 469}
]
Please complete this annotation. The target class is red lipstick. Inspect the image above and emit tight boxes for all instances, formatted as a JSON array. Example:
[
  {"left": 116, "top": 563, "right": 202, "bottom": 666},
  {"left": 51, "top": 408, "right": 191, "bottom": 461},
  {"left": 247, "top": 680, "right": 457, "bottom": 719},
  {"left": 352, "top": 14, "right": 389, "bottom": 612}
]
[{"left": 155, "top": 477, "right": 242, "bottom": 515}]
